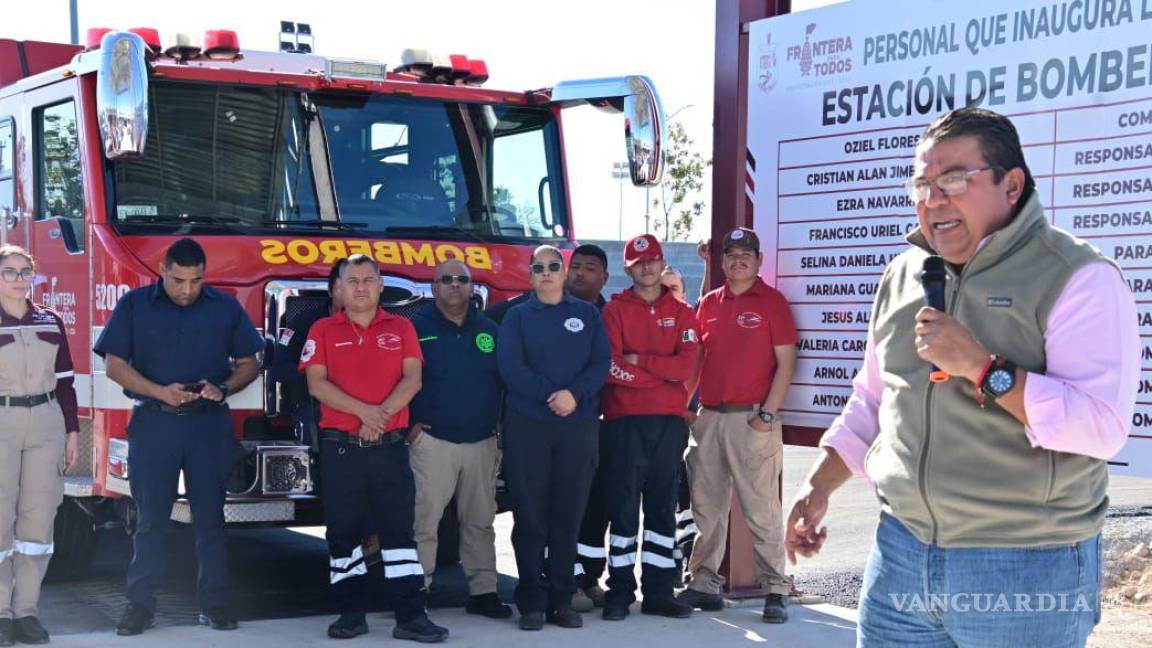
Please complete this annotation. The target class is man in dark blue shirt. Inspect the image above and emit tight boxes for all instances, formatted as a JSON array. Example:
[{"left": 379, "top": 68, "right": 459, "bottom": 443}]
[
  {"left": 408, "top": 259, "right": 510, "bottom": 620},
  {"left": 93, "top": 239, "right": 263, "bottom": 636}
]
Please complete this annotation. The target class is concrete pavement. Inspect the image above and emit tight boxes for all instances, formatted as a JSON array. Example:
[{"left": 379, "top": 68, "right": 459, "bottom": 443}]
[{"left": 44, "top": 602, "right": 859, "bottom": 647}]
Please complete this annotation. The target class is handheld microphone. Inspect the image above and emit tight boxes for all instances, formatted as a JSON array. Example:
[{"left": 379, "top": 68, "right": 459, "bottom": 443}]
[{"left": 919, "top": 255, "right": 950, "bottom": 383}]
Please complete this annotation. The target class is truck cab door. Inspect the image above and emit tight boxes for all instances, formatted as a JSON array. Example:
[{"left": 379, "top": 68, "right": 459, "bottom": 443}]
[{"left": 23, "top": 79, "right": 92, "bottom": 417}]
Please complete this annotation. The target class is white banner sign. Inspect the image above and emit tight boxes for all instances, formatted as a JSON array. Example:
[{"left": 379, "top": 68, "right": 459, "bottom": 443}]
[{"left": 748, "top": 0, "right": 1152, "bottom": 477}]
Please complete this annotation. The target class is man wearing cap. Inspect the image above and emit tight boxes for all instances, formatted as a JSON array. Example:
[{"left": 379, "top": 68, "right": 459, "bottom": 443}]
[
  {"left": 598, "top": 234, "right": 700, "bottom": 621},
  {"left": 676, "top": 227, "right": 798, "bottom": 624}
]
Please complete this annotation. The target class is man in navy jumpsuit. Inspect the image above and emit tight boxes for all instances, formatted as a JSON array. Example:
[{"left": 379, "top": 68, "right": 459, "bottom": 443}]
[{"left": 94, "top": 239, "right": 263, "bottom": 636}]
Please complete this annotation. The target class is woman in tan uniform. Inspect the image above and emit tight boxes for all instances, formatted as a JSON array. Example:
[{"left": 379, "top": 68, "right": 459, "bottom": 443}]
[{"left": 0, "top": 245, "right": 79, "bottom": 646}]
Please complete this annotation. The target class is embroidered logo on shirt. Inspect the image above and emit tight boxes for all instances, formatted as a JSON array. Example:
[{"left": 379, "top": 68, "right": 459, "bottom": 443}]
[
  {"left": 278, "top": 328, "right": 295, "bottom": 345},
  {"left": 658, "top": 317, "right": 676, "bottom": 328},
  {"left": 475, "top": 332, "right": 495, "bottom": 353},
  {"left": 682, "top": 328, "right": 698, "bottom": 342},
  {"left": 377, "top": 333, "right": 401, "bottom": 350},
  {"left": 736, "top": 312, "right": 764, "bottom": 329},
  {"left": 301, "top": 339, "right": 317, "bottom": 362},
  {"left": 987, "top": 297, "right": 1013, "bottom": 308},
  {"left": 564, "top": 317, "right": 585, "bottom": 333}
]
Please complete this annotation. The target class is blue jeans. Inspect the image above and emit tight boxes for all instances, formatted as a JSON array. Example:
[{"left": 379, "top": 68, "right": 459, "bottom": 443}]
[{"left": 858, "top": 513, "right": 1101, "bottom": 648}]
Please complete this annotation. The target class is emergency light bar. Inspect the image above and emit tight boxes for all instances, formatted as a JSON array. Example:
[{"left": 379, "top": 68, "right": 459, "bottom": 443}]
[
  {"left": 85, "top": 28, "right": 113, "bottom": 50},
  {"left": 327, "top": 58, "right": 387, "bottom": 81},
  {"left": 164, "top": 32, "right": 202, "bottom": 61},
  {"left": 395, "top": 48, "right": 489, "bottom": 85},
  {"left": 127, "top": 27, "right": 162, "bottom": 57},
  {"left": 203, "top": 30, "right": 241, "bottom": 60}
]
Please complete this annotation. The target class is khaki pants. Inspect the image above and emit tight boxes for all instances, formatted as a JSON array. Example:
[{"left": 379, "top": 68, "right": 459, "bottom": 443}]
[
  {"left": 0, "top": 402, "right": 66, "bottom": 618},
  {"left": 409, "top": 433, "right": 499, "bottom": 595},
  {"left": 685, "top": 409, "right": 790, "bottom": 596}
]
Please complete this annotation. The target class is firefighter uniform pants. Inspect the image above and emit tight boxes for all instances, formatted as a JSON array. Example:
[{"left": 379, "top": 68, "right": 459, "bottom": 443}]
[
  {"left": 409, "top": 433, "right": 499, "bottom": 595},
  {"left": 502, "top": 410, "right": 598, "bottom": 614},
  {"left": 0, "top": 401, "right": 65, "bottom": 619},
  {"left": 575, "top": 424, "right": 609, "bottom": 589},
  {"left": 685, "top": 409, "right": 790, "bottom": 596},
  {"left": 675, "top": 458, "right": 698, "bottom": 575},
  {"left": 602, "top": 415, "right": 687, "bottom": 606},
  {"left": 126, "top": 406, "right": 234, "bottom": 613},
  {"left": 320, "top": 434, "right": 427, "bottom": 624}
]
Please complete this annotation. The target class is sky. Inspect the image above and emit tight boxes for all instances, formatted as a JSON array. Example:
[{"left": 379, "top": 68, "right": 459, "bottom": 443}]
[{"left": 7, "top": 0, "right": 844, "bottom": 241}]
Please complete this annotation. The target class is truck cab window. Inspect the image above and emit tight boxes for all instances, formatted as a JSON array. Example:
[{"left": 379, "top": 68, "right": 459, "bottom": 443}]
[
  {"left": 0, "top": 119, "right": 13, "bottom": 231},
  {"left": 35, "top": 101, "right": 85, "bottom": 251}
]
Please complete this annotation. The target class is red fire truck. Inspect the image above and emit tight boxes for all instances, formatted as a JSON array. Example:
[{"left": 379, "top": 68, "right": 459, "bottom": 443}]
[{"left": 0, "top": 28, "right": 665, "bottom": 575}]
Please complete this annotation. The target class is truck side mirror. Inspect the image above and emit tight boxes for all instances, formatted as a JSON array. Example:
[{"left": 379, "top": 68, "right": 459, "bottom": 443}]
[
  {"left": 621, "top": 76, "right": 664, "bottom": 187},
  {"left": 96, "top": 32, "right": 149, "bottom": 160},
  {"left": 549, "top": 75, "right": 666, "bottom": 187}
]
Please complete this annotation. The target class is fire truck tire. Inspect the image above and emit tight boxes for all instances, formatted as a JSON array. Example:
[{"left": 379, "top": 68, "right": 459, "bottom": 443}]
[{"left": 46, "top": 498, "right": 98, "bottom": 581}]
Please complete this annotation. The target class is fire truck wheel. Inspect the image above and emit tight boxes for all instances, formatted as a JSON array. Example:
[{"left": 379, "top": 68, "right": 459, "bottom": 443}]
[{"left": 45, "top": 498, "right": 98, "bottom": 581}]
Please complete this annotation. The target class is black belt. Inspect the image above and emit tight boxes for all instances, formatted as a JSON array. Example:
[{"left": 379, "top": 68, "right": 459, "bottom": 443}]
[
  {"left": 321, "top": 428, "right": 406, "bottom": 447},
  {"left": 702, "top": 403, "right": 757, "bottom": 413},
  {"left": 0, "top": 391, "right": 56, "bottom": 408},
  {"left": 136, "top": 399, "right": 225, "bottom": 416}
]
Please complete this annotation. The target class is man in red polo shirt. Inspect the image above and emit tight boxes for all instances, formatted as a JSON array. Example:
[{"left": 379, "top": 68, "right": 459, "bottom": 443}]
[
  {"left": 676, "top": 228, "right": 798, "bottom": 624},
  {"left": 300, "top": 254, "right": 448, "bottom": 643}
]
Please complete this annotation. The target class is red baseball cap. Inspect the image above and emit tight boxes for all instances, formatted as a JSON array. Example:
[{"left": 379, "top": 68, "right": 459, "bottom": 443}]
[{"left": 623, "top": 234, "right": 664, "bottom": 267}]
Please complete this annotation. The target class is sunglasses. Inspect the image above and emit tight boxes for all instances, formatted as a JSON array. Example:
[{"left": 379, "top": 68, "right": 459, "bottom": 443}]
[
  {"left": 530, "top": 261, "right": 564, "bottom": 274},
  {"left": 436, "top": 274, "right": 471, "bottom": 285}
]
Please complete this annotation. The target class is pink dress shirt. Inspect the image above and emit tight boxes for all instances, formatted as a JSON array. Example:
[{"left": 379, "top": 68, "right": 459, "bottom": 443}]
[{"left": 821, "top": 260, "right": 1141, "bottom": 480}]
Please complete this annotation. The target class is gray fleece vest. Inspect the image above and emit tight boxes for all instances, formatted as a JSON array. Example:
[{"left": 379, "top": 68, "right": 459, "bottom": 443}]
[{"left": 865, "top": 193, "right": 1116, "bottom": 547}]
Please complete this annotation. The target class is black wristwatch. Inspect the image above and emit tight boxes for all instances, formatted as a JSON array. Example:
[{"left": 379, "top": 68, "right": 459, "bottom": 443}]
[
  {"left": 757, "top": 408, "right": 777, "bottom": 424},
  {"left": 979, "top": 355, "right": 1017, "bottom": 404},
  {"left": 214, "top": 381, "right": 230, "bottom": 399}
]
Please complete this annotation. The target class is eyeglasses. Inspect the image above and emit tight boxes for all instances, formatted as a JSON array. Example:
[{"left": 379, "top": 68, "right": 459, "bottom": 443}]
[
  {"left": 904, "top": 166, "right": 1001, "bottom": 203},
  {"left": 0, "top": 268, "right": 35, "bottom": 282},
  {"left": 530, "top": 261, "right": 563, "bottom": 274},
  {"left": 436, "top": 274, "right": 471, "bottom": 285}
]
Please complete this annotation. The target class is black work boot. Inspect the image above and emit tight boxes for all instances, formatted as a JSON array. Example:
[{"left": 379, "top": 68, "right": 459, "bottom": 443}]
[
  {"left": 676, "top": 588, "right": 724, "bottom": 611},
  {"left": 0, "top": 619, "right": 14, "bottom": 647},
  {"left": 12, "top": 617, "right": 49, "bottom": 644},
  {"left": 518, "top": 611, "right": 545, "bottom": 631},
  {"left": 762, "top": 593, "right": 789, "bottom": 623},
  {"left": 327, "top": 612, "right": 368, "bottom": 639},
  {"left": 198, "top": 608, "right": 238, "bottom": 630},
  {"left": 465, "top": 593, "right": 512, "bottom": 619},
  {"left": 545, "top": 607, "right": 583, "bottom": 628},
  {"left": 115, "top": 604, "right": 155, "bottom": 636},
  {"left": 392, "top": 616, "right": 448, "bottom": 643},
  {"left": 641, "top": 596, "right": 694, "bottom": 618}
]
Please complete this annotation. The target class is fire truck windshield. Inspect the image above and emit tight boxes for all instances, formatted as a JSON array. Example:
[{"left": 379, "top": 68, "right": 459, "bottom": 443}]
[{"left": 109, "top": 80, "right": 569, "bottom": 243}]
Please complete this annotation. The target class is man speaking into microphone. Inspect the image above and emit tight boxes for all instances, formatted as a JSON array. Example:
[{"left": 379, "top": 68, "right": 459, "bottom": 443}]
[{"left": 785, "top": 107, "right": 1140, "bottom": 647}]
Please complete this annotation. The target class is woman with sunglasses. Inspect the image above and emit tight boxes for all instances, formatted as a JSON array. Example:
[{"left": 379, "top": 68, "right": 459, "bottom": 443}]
[
  {"left": 0, "top": 245, "right": 80, "bottom": 646},
  {"left": 496, "top": 245, "right": 610, "bottom": 631}
]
